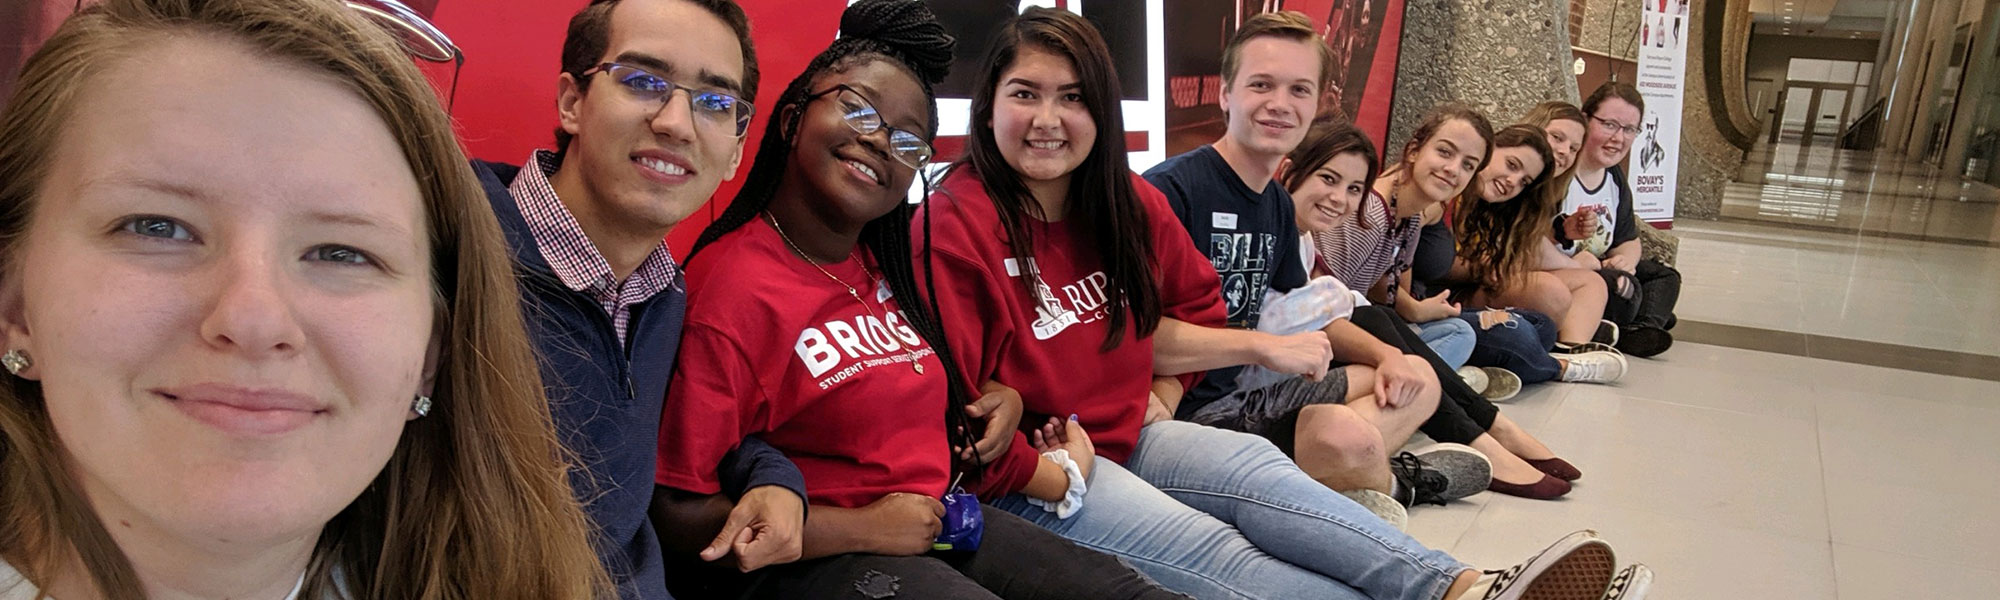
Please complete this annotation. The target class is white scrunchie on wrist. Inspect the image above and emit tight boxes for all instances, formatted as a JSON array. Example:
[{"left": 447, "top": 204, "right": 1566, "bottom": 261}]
[{"left": 1026, "top": 449, "right": 1087, "bottom": 519}]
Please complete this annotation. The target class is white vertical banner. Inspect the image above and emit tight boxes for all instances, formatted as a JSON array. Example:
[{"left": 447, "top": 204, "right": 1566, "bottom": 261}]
[{"left": 1631, "top": 0, "right": 1691, "bottom": 224}]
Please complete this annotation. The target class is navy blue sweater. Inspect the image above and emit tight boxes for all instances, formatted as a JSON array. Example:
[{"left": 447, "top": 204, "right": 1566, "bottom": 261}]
[{"left": 474, "top": 160, "right": 805, "bottom": 600}]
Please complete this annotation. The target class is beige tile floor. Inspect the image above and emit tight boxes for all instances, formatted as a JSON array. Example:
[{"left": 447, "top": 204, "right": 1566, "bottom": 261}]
[
  {"left": 1724, "top": 140, "right": 2000, "bottom": 245},
  {"left": 1403, "top": 342, "right": 2000, "bottom": 599},
  {"left": 1389, "top": 136, "right": 2000, "bottom": 598},
  {"left": 1671, "top": 219, "right": 2000, "bottom": 357}
]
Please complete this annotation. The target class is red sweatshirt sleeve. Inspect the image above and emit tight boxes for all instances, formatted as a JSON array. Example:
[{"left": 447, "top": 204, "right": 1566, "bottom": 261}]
[
  {"left": 1134, "top": 175, "right": 1227, "bottom": 390},
  {"left": 656, "top": 321, "right": 770, "bottom": 494},
  {"left": 916, "top": 197, "right": 1040, "bottom": 498}
]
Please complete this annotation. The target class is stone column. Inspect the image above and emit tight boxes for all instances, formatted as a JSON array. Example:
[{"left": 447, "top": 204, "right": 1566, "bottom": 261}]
[
  {"left": 1386, "top": 0, "right": 1579, "bottom": 152},
  {"left": 1674, "top": 0, "right": 1748, "bottom": 221},
  {"left": 1883, "top": 0, "right": 1940, "bottom": 152}
]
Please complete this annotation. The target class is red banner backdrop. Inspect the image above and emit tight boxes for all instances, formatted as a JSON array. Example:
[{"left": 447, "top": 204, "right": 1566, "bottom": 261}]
[
  {"left": 430, "top": 0, "right": 854, "bottom": 253},
  {"left": 1161, "top": 0, "right": 1406, "bottom": 156},
  {"left": 5, "top": 0, "right": 1406, "bottom": 256}
]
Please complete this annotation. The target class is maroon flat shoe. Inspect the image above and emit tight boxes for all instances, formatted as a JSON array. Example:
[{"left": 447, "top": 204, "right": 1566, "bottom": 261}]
[
  {"left": 1489, "top": 473, "right": 1573, "bottom": 500},
  {"left": 1527, "top": 457, "right": 1582, "bottom": 482}
]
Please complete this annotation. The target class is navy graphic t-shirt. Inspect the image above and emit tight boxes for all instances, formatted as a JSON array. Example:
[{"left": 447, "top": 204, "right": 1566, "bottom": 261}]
[{"left": 1145, "top": 145, "right": 1308, "bottom": 414}]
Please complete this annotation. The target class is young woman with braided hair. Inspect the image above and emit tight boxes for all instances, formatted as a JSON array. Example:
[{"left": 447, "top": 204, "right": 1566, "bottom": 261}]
[{"left": 652, "top": 2, "right": 1184, "bottom": 597}]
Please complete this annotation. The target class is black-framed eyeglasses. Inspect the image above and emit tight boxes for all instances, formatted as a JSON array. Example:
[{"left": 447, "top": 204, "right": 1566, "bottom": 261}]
[
  {"left": 1590, "top": 116, "right": 1641, "bottom": 139},
  {"left": 69, "top": 0, "right": 464, "bottom": 112},
  {"left": 805, "top": 85, "right": 933, "bottom": 170},
  {"left": 582, "top": 62, "right": 756, "bottom": 139},
  {"left": 345, "top": 0, "right": 463, "bottom": 113}
]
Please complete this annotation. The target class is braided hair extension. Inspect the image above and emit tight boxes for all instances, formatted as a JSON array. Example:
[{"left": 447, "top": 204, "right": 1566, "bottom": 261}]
[
  {"left": 950, "top": 7, "right": 1161, "bottom": 353},
  {"left": 684, "top": 0, "right": 987, "bottom": 474},
  {"left": 1453, "top": 124, "right": 1556, "bottom": 293}
]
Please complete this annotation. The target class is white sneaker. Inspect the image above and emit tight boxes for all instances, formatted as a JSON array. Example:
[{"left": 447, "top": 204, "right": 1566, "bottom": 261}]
[
  {"left": 1557, "top": 350, "right": 1628, "bottom": 384},
  {"left": 1601, "top": 564, "right": 1654, "bottom": 599},
  {"left": 1458, "top": 365, "right": 1490, "bottom": 393},
  {"left": 1339, "top": 489, "right": 1409, "bottom": 530},
  {"left": 1471, "top": 530, "right": 1618, "bottom": 600},
  {"left": 1480, "top": 367, "right": 1522, "bottom": 401}
]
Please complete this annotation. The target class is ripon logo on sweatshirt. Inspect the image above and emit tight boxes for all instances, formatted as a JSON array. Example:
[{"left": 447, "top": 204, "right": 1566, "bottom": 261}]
[{"left": 1005, "top": 257, "right": 1111, "bottom": 340}]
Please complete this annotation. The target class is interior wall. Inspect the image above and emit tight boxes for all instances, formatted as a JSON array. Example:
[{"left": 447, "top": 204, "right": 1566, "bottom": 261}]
[
  {"left": 1942, "top": 0, "right": 1993, "bottom": 168},
  {"left": 1903, "top": 0, "right": 1967, "bottom": 156},
  {"left": 1744, "top": 34, "right": 1884, "bottom": 128}
]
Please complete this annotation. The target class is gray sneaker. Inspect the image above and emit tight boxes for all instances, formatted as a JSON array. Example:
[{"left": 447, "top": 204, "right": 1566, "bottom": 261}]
[
  {"left": 1480, "top": 367, "right": 1522, "bottom": 401},
  {"left": 1390, "top": 443, "right": 1492, "bottom": 505},
  {"left": 1458, "top": 366, "right": 1490, "bottom": 394}
]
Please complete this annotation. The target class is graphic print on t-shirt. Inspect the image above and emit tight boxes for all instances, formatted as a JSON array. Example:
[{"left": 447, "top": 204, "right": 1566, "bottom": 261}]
[
  {"left": 1210, "top": 232, "right": 1281, "bottom": 327},
  {"left": 1006, "top": 257, "right": 1111, "bottom": 340},
  {"left": 794, "top": 281, "right": 937, "bottom": 389},
  {"left": 1562, "top": 175, "right": 1621, "bottom": 257}
]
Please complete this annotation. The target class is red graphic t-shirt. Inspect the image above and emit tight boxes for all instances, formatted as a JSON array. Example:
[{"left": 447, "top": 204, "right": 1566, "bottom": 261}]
[
  {"left": 655, "top": 217, "right": 950, "bottom": 509},
  {"left": 920, "top": 169, "right": 1227, "bottom": 497}
]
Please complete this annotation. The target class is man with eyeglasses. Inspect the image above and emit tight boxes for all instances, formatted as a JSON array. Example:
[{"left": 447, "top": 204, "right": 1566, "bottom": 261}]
[
  {"left": 1555, "top": 81, "right": 1683, "bottom": 358},
  {"left": 466, "top": 0, "right": 806, "bottom": 598}
]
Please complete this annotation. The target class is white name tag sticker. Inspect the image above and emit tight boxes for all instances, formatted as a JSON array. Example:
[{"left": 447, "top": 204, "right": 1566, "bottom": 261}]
[
  {"left": 1002, "top": 257, "right": 1039, "bottom": 277},
  {"left": 1213, "top": 212, "right": 1239, "bottom": 230}
]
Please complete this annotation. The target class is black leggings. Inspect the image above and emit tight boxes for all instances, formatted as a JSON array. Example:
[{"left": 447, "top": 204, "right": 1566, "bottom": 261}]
[
  {"left": 1598, "top": 258, "right": 1681, "bottom": 330},
  {"left": 734, "top": 508, "right": 1188, "bottom": 599},
  {"left": 1347, "top": 305, "right": 1500, "bottom": 445}
]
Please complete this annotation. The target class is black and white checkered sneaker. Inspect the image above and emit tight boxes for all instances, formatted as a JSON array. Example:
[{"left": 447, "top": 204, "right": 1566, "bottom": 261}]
[
  {"left": 1473, "top": 530, "right": 1618, "bottom": 600},
  {"left": 1599, "top": 564, "right": 1653, "bottom": 599}
]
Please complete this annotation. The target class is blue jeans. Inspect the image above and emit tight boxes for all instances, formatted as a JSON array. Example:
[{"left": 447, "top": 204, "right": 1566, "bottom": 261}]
[
  {"left": 1414, "top": 318, "right": 1475, "bottom": 370},
  {"left": 994, "top": 421, "right": 1464, "bottom": 600},
  {"left": 1458, "top": 310, "right": 1562, "bottom": 384}
]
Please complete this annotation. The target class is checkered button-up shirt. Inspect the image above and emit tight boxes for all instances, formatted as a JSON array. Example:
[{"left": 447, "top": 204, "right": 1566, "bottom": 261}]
[{"left": 509, "top": 150, "right": 681, "bottom": 345}]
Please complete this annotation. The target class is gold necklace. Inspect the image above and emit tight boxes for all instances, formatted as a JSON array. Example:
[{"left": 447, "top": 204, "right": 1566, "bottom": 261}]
[{"left": 764, "top": 212, "right": 925, "bottom": 375}]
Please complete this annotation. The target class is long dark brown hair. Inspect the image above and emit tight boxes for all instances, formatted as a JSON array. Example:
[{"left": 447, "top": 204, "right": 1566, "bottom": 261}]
[
  {"left": 1282, "top": 120, "right": 1381, "bottom": 215},
  {"left": 949, "top": 7, "right": 1160, "bottom": 351},
  {"left": 1454, "top": 124, "right": 1556, "bottom": 293},
  {"left": 0, "top": 0, "right": 611, "bottom": 597}
]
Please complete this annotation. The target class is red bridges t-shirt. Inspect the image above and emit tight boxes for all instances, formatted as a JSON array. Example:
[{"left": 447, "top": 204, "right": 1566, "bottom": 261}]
[{"left": 655, "top": 217, "right": 950, "bottom": 508}]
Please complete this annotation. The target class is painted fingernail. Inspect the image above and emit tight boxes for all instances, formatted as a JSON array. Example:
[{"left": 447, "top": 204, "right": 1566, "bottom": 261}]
[{"left": 1069, "top": 413, "right": 1079, "bottom": 422}]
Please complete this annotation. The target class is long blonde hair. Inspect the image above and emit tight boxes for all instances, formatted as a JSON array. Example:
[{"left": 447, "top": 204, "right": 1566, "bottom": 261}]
[
  {"left": 1520, "top": 100, "right": 1588, "bottom": 192},
  {"left": 0, "top": 0, "right": 612, "bottom": 597}
]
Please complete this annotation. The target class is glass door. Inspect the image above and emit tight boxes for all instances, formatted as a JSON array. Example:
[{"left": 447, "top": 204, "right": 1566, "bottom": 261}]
[
  {"left": 1811, "top": 88, "right": 1850, "bottom": 147},
  {"left": 1776, "top": 86, "right": 1816, "bottom": 142}
]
